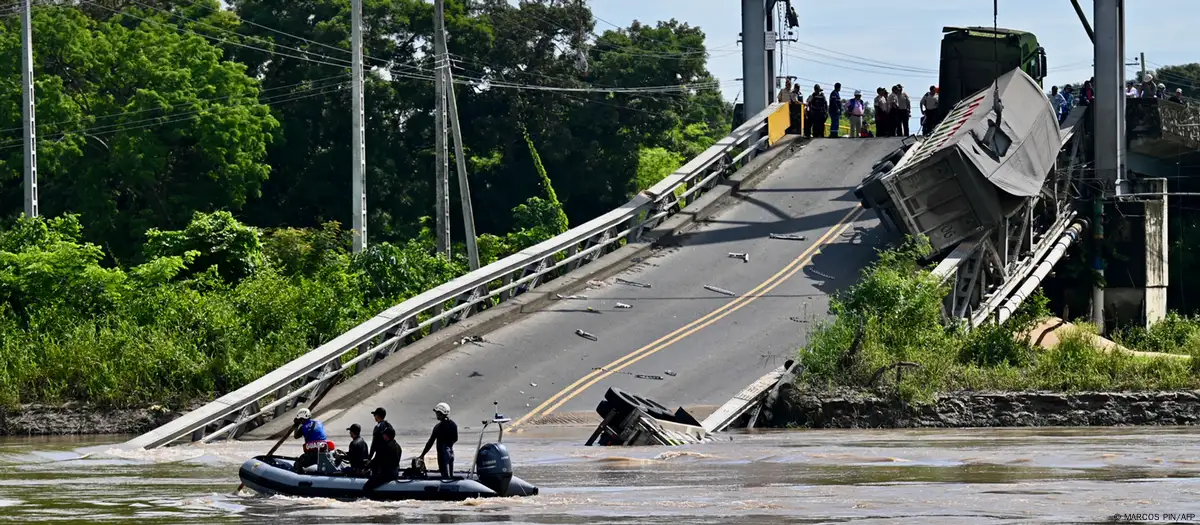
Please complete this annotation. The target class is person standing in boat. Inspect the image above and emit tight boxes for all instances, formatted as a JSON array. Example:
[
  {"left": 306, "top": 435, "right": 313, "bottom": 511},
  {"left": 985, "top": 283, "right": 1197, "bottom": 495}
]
[
  {"left": 291, "top": 408, "right": 335, "bottom": 473},
  {"left": 363, "top": 427, "right": 402, "bottom": 492},
  {"left": 419, "top": 402, "right": 458, "bottom": 479},
  {"left": 368, "top": 407, "right": 394, "bottom": 465}
]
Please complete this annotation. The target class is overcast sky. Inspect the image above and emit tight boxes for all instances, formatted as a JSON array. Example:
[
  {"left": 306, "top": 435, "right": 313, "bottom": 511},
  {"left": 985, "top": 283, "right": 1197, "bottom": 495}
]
[{"left": 588, "top": 0, "right": 1195, "bottom": 101}]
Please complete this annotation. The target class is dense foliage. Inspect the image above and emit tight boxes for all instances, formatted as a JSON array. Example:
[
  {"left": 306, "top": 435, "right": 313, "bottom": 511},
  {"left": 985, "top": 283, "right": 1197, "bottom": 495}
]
[
  {"left": 0, "top": 1, "right": 732, "bottom": 406},
  {"left": 796, "top": 237, "right": 1200, "bottom": 401},
  {"left": 0, "top": 0, "right": 730, "bottom": 258}
]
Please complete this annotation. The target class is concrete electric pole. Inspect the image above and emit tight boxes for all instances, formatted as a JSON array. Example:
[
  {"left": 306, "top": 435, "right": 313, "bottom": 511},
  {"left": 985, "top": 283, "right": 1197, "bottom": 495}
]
[
  {"left": 350, "top": 0, "right": 367, "bottom": 252},
  {"left": 433, "top": 0, "right": 451, "bottom": 257},
  {"left": 21, "top": 0, "right": 38, "bottom": 218},
  {"left": 432, "top": 0, "right": 479, "bottom": 268}
]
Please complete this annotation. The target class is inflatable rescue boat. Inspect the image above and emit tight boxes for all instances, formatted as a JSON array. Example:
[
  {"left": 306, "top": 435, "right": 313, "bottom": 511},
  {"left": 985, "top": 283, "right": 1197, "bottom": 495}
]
[{"left": 238, "top": 411, "right": 538, "bottom": 501}]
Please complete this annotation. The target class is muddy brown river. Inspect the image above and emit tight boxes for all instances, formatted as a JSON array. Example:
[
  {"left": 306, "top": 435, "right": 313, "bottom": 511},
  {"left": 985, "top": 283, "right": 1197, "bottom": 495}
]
[{"left": 1, "top": 426, "right": 1198, "bottom": 524}]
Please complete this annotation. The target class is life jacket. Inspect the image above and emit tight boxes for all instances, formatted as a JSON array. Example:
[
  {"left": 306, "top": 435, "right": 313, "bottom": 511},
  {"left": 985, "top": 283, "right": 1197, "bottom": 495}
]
[{"left": 299, "top": 419, "right": 333, "bottom": 451}]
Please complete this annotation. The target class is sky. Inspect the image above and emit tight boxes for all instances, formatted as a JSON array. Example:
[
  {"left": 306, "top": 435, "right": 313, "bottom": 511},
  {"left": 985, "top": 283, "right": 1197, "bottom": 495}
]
[{"left": 587, "top": 0, "right": 1198, "bottom": 103}]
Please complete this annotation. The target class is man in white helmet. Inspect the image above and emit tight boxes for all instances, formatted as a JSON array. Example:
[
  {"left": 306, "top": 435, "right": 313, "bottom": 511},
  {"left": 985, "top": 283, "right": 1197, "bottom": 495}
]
[
  {"left": 290, "top": 408, "right": 334, "bottom": 473},
  {"left": 419, "top": 402, "right": 458, "bottom": 479}
]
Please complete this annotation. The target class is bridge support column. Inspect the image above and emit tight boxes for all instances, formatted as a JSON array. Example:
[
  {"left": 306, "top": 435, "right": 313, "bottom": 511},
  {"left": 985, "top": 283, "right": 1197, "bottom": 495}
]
[
  {"left": 741, "top": 0, "right": 768, "bottom": 136},
  {"left": 1144, "top": 178, "right": 1168, "bottom": 326}
]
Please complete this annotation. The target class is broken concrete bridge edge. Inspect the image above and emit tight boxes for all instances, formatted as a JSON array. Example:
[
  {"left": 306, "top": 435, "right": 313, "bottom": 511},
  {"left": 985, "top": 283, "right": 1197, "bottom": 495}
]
[
  {"left": 239, "top": 135, "right": 809, "bottom": 441},
  {"left": 761, "top": 385, "right": 1200, "bottom": 428}
]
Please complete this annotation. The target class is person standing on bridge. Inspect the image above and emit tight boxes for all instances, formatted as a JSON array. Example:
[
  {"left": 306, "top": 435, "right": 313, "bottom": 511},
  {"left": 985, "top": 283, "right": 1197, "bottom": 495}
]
[
  {"left": 369, "top": 407, "right": 395, "bottom": 465},
  {"left": 828, "top": 83, "right": 843, "bottom": 137},
  {"left": 1170, "top": 88, "right": 1186, "bottom": 105},
  {"left": 874, "top": 87, "right": 891, "bottom": 137},
  {"left": 291, "top": 408, "right": 335, "bottom": 473},
  {"left": 420, "top": 402, "right": 458, "bottom": 479},
  {"left": 847, "top": 90, "right": 866, "bottom": 138},
  {"left": 891, "top": 85, "right": 911, "bottom": 137},
  {"left": 805, "top": 85, "right": 828, "bottom": 138},
  {"left": 920, "top": 85, "right": 938, "bottom": 135}
]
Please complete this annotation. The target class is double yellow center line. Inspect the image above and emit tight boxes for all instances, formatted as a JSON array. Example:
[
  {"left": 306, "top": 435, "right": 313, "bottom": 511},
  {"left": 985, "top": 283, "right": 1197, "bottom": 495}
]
[{"left": 509, "top": 205, "right": 866, "bottom": 429}]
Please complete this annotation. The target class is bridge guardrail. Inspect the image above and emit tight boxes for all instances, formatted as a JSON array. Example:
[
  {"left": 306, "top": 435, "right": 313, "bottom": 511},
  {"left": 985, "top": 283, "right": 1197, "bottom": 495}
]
[{"left": 125, "top": 103, "right": 792, "bottom": 450}]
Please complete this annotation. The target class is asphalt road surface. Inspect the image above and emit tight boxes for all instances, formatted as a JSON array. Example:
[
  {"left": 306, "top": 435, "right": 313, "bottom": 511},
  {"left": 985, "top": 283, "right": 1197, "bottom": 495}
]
[{"left": 327, "top": 137, "right": 905, "bottom": 438}]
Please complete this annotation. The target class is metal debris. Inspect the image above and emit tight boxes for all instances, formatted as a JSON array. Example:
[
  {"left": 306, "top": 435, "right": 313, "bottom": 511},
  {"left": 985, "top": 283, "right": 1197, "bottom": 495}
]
[
  {"left": 615, "top": 302, "right": 632, "bottom": 309},
  {"left": 809, "top": 268, "right": 835, "bottom": 280},
  {"left": 456, "top": 335, "right": 485, "bottom": 345},
  {"left": 592, "top": 367, "right": 669, "bottom": 380},
  {"left": 556, "top": 293, "right": 589, "bottom": 300},
  {"left": 615, "top": 278, "right": 652, "bottom": 288},
  {"left": 769, "top": 233, "right": 807, "bottom": 241},
  {"left": 531, "top": 382, "right": 538, "bottom": 387},
  {"left": 575, "top": 329, "right": 598, "bottom": 341},
  {"left": 727, "top": 252, "right": 750, "bottom": 263},
  {"left": 634, "top": 374, "right": 665, "bottom": 381},
  {"left": 704, "top": 285, "right": 735, "bottom": 296},
  {"left": 663, "top": 370, "right": 677, "bottom": 377}
]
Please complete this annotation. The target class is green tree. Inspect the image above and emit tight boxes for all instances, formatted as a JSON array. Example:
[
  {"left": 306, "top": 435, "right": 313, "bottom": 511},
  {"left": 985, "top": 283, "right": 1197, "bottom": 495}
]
[
  {"left": 0, "top": 5, "right": 278, "bottom": 260},
  {"left": 1153, "top": 63, "right": 1200, "bottom": 99}
]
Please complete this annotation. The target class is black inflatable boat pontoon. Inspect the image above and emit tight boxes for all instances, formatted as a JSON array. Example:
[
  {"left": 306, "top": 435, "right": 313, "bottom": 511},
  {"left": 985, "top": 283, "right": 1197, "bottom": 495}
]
[{"left": 238, "top": 409, "right": 538, "bottom": 501}]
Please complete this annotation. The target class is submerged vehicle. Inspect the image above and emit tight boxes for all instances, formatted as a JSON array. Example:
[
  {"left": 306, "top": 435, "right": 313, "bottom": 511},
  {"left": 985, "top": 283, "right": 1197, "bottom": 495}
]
[{"left": 238, "top": 410, "right": 538, "bottom": 501}]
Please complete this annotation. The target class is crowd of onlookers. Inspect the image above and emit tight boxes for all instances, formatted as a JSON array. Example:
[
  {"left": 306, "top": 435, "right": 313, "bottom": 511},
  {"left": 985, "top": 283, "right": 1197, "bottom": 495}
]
[
  {"left": 777, "top": 73, "right": 1191, "bottom": 140},
  {"left": 777, "top": 79, "right": 941, "bottom": 138}
]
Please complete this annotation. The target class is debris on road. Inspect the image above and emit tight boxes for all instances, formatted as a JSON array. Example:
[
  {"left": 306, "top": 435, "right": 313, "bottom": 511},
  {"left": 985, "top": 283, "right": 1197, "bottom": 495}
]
[
  {"left": 455, "top": 335, "right": 485, "bottom": 346},
  {"left": 769, "top": 233, "right": 807, "bottom": 241},
  {"left": 468, "top": 371, "right": 483, "bottom": 378},
  {"left": 663, "top": 370, "right": 677, "bottom": 377},
  {"left": 556, "top": 293, "right": 588, "bottom": 300},
  {"left": 704, "top": 285, "right": 735, "bottom": 296},
  {"left": 809, "top": 268, "right": 835, "bottom": 280},
  {"left": 614, "top": 302, "right": 632, "bottom": 309},
  {"left": 727, "top": 252, "right": 750, "bottom": 263},
  {"left": 634, "top": 374, "right": 665, "bottom": 381},
  {"left": 586, "top": 280, "right": 605, "bottom": 287},
  {"left": 531, "top": 382, "right": 538, "bottom": 387},
  {"left": 575, "top": 329, "right": 598, "bottom": 341},
  {"left": 615, "top": 278, "right": 652, "bottom": 288}
]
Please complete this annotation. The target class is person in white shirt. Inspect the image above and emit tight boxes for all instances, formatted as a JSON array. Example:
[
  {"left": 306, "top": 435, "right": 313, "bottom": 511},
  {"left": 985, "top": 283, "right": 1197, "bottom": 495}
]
[
  {"left": 891, "top": 85, "right": 912, "bottom": 136},
  {"left": 777, "top": 78, "right": 793, "bottom": 103},
  {"left": 874, "top": 87, "right": 891, "bottom": 137},
  {"left": 920, "top": 85, "right": 939, "bottom": 135}
]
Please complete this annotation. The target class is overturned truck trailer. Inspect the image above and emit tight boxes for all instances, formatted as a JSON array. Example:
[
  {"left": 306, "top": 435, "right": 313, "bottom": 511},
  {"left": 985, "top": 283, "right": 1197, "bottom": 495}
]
[{"left": 855, "top": 68, "right": 1061, "bottom": 254}]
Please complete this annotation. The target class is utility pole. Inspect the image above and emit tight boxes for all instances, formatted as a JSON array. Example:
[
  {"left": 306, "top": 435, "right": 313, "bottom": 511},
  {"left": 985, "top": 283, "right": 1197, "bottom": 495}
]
[
  {"left": 350, "top": 0, "right": 366, "bottom": 252},
  {"left": 438, "top": 7, "right": 480, "bottom": 269},
  {"left": 1139, "top": 51, "right": 1146, "bottom": 84},
  {"left": 21, "top": 0, "right": 38, "bottom": 218},
  {"left": 432, "top": 0, "right": 451, "bottom": 257}
]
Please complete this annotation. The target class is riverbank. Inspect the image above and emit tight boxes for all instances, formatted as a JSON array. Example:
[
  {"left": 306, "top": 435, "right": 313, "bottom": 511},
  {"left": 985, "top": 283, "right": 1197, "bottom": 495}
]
[
  {"left": 764, "top": 385, "right": 1200, "bottom": 428},
  {"left": 0, "top": 403, "right": 185, "bottom": 436}
]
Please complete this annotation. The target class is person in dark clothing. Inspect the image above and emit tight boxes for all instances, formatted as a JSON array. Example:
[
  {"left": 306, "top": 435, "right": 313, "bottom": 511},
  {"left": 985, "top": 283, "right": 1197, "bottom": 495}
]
[
  {"left": 420, "top": 402, "right": 458, "bottom": 479},
  {"left": 805, "top": 84, "right": 828, "bottom": 138},
  {"left": 341, "top": 423, "right": 369, "bottom": 476},
  {"left": 368, "top": 407, "right": 394, "bottom": 464},
  {"left": 1169, "top": 88, "right": 1186, "bottom": 105},
  {"left": 828, "top": 83, "right": 843, "bottom": 137},
  {"left": 874, "top": 87, "right": 891, "bottom": 137},
  {"left": 362, "top": 427, "right": 401, "bottom": 492}
]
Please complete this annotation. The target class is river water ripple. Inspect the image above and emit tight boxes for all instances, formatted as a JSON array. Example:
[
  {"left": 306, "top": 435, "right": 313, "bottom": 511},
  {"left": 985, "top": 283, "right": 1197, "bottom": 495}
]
[{"left": 1, "top": 426, "right": 1198, "bottom": 524}]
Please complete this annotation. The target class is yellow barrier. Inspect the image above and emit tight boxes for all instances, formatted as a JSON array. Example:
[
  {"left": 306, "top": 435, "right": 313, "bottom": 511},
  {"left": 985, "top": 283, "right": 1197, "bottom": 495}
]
[{"left": 767, "top": 103, "right": 793, "bottom": 145}]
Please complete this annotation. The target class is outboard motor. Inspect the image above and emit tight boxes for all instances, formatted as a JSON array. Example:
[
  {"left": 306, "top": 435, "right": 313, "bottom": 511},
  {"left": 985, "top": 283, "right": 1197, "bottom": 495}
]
[{"left": 474, "top": 442, "right": 512, "bottom": 496}]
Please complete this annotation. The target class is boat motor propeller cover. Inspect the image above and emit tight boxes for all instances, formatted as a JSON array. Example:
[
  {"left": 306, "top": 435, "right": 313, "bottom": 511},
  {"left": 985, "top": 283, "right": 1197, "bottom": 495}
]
[{"left": 475, "top": 442, "right": 512, "bottom": 496}]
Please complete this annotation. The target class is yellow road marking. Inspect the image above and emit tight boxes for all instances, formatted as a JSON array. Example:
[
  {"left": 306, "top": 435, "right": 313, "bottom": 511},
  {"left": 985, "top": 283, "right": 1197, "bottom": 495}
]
[{"left": 510, "top": 205, "right": 866, "bottom": 429}]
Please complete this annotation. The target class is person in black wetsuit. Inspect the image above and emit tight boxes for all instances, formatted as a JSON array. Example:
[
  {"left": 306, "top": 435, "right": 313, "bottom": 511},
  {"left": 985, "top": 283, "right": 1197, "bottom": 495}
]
[
  {"left": 419, "top": 402, "right": 458, "bottom": 479},
  {"left": 362, "top": 427, "right": 401, "bottom": 492},
  {"left": 342, "top": 423, "right": 369, "bottom": 476},
  {"left": 368, "top": 407, "right": 394, "bottom": 465}
]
